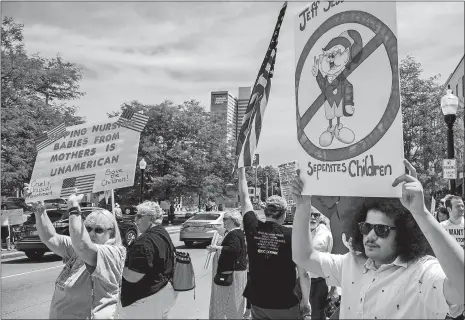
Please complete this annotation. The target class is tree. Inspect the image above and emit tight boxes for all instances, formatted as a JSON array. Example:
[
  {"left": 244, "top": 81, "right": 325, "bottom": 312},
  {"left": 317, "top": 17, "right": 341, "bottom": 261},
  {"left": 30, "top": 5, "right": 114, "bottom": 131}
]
[
  {"left": 110, "top": 99, "right": 236, "bottom": 205},
  {"left": 1, "top": 17, "right": 85, "bottom": 195},
  {"left": 400, "top": 55, "right": 464, "bottom": 202}
]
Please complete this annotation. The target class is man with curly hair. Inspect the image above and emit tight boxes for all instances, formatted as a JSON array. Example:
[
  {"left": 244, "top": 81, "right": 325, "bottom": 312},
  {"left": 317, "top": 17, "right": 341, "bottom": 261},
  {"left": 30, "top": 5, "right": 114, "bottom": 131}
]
[{"left": 291, "top": 160, "right": 464, "bottom": 319}]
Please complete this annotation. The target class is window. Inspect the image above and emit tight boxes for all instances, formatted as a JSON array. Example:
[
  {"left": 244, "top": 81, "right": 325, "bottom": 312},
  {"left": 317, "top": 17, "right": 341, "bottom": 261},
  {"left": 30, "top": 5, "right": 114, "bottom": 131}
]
[{"left": 456, "top": 84, "right": 459, "bottom": 97}]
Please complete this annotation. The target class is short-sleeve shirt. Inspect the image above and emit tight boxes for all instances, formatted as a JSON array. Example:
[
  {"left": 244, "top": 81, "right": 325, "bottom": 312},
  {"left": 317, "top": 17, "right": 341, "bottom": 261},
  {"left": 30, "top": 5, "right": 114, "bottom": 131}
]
[
  {"left": 243, "top": 211, "right": 298, "bottom": 309},
  {"left": 440, "top": 218, "right": 464, "bottom": 247},
  {"left": 49, "top": 235, "right": 126, "bottom": 319},
  {"left": 121, "top": 225, "right": 175, "bottom": 307},
  {"left": 318, "top": 252, "right": 463, "bottom": 319}
]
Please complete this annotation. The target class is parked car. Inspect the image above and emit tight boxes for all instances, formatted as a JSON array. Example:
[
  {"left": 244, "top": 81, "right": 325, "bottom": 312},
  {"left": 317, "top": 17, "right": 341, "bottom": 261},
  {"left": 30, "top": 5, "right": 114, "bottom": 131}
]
[
  {"left": 15, "top": 206, "right": 138, "bottom": 261},
  {"left": 44, "top": 198, "right": 68, "bottom": 211},
  {"left": 180, "top": 210, "right": 237, "bottom": 247},
  {"left": 1, "top": 197, "right": 33, "bottom": 214}
]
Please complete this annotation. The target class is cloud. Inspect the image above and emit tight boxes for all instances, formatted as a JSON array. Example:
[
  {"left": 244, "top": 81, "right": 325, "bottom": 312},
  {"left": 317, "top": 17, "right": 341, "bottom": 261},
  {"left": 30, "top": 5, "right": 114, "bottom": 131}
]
[{"left": 1, "top": 1, "right": 463, "bottom": 128}]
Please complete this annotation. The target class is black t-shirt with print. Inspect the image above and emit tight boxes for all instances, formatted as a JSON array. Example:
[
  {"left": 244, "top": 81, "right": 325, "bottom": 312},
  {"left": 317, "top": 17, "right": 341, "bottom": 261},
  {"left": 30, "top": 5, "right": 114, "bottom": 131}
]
[
  {"left": 121, "top": 225, "right": 175, "bottom": 307},
  {"left": 243, "top": 211, "right": 298, "bottom": 309}
]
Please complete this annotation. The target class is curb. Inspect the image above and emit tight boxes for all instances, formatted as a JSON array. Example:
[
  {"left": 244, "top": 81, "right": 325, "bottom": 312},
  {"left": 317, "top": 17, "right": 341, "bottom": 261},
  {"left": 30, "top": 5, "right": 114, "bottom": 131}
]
[{"left": 1, "top": 251, "right": 25, "bottom": 260}]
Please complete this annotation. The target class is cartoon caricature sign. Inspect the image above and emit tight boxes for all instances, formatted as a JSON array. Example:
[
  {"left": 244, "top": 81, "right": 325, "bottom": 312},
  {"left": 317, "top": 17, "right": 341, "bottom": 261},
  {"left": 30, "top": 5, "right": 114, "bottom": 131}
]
[{"left": 295, "top": 1, "right": 404, "bottom": 197}]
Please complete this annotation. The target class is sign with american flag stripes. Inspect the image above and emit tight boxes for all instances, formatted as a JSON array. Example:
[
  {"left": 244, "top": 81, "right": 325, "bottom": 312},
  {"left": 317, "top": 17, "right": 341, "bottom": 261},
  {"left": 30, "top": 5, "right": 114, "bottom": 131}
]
[
  {"left": 35, "top": 123, "right": 67, "bottom": 152},
  {"left": 60, "top": 174, "right": 96, "bottom": 198},
  {"left": 116, "top": 109, "right": 149, "bottom": 133},
  {"left": 234, "top": 2, "right": 287, "bottom": 171},
  {"left": 26, "top": 113, "right": 147, "bottom": 203}
]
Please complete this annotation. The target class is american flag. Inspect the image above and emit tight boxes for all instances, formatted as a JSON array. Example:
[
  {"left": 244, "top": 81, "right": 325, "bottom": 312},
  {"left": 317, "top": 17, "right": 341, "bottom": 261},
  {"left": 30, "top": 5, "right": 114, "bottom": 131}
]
[
  {"left": 116, "top": 108, "right": 149, "bottom": 133},
  {"left": 60, "top": 174, "right": 96, "bottom": 197},
  {"left": 234, "top": 2, "right": 287, "bottom": 171},
  {"left": 35, "top": 123, "right": 66, "bottom": 152}
]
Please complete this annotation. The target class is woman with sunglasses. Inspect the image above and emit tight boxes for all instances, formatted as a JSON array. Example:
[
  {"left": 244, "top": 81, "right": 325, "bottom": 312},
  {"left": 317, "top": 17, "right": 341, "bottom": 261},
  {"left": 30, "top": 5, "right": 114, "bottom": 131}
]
[
  {"left": 207, "top": 210, "right": 247, "bottom": 319},
  {"left": 121, "top": 201, "right": 177, "bottom": 319},
  {"left": 291, "top": 159, "right": 464, "bottom": 319},
  {"left": 24, "top": 185, "right": 126, "bottom": 319}
]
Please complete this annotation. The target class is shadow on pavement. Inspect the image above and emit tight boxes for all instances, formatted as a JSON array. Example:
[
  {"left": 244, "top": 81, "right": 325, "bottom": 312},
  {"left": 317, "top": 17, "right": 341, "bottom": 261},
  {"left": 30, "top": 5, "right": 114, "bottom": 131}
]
[{"left": 2, "top": 253, "right": 62, "bottom": 264}]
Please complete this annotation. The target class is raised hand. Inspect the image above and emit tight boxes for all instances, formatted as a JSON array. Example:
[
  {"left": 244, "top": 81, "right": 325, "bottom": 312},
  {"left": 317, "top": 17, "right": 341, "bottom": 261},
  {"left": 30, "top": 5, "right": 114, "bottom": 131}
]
[
  {"left": 290, "top": 169, "right": 310, "bottom": 205},
  {"left": 67, "top": 188, "right": 85, "bottom": 209},
  {"left": 392, "top": 159, "right": 426, "bottom": 215}
]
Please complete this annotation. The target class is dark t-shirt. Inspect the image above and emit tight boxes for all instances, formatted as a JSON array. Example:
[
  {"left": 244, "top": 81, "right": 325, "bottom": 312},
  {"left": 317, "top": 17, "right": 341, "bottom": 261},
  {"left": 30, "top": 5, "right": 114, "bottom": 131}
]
[
  {"left": 243, "top": 211, "right": 298, "bottom": 309},
  {"left": 121, "top": 225, "right": 175, "bottom": 307}
]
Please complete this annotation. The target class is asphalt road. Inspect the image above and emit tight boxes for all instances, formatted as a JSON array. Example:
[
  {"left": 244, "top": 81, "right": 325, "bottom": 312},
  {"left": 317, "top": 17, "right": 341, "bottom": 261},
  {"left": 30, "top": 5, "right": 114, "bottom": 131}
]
[{"left": 1, "top": 228, "right": 215, "bottom": 319}]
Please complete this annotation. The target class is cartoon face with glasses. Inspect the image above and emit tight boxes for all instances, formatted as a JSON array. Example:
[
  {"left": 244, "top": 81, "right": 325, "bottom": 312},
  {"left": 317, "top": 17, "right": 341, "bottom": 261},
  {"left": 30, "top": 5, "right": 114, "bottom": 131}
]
[{"left": 311, "top": 29, "right": 363, "bottom": 148}]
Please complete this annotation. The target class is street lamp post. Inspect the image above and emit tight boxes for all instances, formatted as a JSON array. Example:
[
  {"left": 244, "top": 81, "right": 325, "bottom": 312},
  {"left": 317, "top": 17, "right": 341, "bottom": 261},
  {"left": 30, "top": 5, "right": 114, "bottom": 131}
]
[
  {"left": 139, "top": 158, "right": 147, "bottom": 203},
  {"left": 441, "top": 86, "right": 459, "bottom": 194}
]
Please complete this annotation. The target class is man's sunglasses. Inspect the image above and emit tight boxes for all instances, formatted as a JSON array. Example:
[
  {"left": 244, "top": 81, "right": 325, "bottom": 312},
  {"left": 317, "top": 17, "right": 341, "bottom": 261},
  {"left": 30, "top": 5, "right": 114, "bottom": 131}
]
[
  {"left": 311, "top": 212, "right": 321, "bottom": 219},
  {"left": 358, "top": 222, "right": 396, "bottom": 238},
  {"left": 85, "top": 226, "right": 113, "bottom": 234}
]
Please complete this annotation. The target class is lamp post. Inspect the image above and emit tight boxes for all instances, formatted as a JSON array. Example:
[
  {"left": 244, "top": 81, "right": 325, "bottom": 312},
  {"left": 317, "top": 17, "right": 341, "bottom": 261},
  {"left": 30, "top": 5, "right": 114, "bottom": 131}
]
[
  {"left": 441, "top": 86, "right": 459, "bottom": 194},
  {"left": 139, "top": 158, "right": 147, "bottom": 203}
]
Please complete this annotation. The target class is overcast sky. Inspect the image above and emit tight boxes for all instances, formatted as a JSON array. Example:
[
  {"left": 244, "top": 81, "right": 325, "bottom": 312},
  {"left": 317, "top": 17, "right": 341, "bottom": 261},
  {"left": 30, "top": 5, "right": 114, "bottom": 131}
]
[{"left": 2, "top": 1, "right": 464, "bottom": 164}]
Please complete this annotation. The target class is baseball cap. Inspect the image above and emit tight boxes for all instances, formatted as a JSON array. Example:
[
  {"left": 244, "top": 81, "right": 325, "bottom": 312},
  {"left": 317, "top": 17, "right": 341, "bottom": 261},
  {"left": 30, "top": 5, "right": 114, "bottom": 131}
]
[{"left": 266, "top": 195, "right": 287, "bottom": 211}]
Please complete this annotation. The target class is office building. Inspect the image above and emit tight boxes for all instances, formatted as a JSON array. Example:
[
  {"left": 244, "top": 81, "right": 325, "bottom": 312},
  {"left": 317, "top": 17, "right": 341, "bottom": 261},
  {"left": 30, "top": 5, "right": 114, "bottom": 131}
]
[
  {"left": 237, "top": 87, "right": 252, "bottom": 138},
  {"left": 210, "top": 91, "right": 238, "bottom": 141}
]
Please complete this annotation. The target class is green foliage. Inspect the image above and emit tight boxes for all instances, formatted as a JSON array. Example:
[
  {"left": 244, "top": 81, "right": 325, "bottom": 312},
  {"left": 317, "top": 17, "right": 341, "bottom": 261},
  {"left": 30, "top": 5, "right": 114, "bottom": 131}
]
[
  {"left": 400, "top": 55, "right": 464, "bottom": 202},
  {"left": 1, "top": 17, "right": 85, "bottom": 195},
  {"left": 110, "top": 100, "right": 237, "bottom": 204}
]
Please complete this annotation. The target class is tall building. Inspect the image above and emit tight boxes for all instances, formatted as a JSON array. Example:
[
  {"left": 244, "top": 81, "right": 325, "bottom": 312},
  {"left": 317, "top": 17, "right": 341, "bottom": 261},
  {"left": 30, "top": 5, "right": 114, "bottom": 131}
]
[
  {"left": 210, "top": 91, "right": 238, "bottom": 141},
  {"left": 237, "top": 87, "right": 251, "bottom": 139}
]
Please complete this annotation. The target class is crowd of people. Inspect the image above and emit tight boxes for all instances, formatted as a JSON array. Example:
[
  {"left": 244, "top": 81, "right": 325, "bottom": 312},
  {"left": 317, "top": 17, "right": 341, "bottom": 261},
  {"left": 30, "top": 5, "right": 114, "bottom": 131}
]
[{"left": 22, "top": 157, "right": 464, "bottom": 319}]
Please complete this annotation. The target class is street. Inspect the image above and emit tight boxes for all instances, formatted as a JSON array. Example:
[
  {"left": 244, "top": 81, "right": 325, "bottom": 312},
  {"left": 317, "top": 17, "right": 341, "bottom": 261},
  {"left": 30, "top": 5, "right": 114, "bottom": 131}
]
[{"left": 1, "top": 227, "right": 214, "bottom": 319}]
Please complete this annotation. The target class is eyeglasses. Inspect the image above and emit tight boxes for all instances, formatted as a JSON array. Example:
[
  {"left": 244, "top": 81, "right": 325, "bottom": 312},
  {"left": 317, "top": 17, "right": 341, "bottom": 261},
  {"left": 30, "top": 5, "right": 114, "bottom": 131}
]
[
  {"left": 85, "top": 226, "right": 113, "bottom": 234},
  {"left": 358, "top": 222, "right": 396, "bottom": 238},
  {"left": 311, "top": 213, "right": 321, "bottom": 219},
  {"left": 135, "top": 213, "right": 151, "bottom": 220}
]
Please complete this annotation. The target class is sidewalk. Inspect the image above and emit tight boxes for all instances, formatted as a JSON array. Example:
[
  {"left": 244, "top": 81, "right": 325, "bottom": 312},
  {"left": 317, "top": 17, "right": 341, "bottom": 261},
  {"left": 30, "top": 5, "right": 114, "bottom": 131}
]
[{"left": 1, "top": 248, "right": 23, "bottom": 260}]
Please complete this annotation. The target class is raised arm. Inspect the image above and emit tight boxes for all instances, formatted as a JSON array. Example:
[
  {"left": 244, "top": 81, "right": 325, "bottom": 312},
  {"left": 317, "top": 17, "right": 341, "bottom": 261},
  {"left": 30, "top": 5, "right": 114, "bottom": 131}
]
[
  {"left": 290, "top": 170, "right": 325, "bottom": 277},
  {"left": 24, "top": 186, "right": 68, "bottom": 258},
  {"left": 393, "top": 160, "right": 464, "bottom": 305},
  {"left": 238, "top": 167, "right": 253, "bottom": 215},
  {"left": 67, "top": 192, "right": 99, "bottom": 266}
]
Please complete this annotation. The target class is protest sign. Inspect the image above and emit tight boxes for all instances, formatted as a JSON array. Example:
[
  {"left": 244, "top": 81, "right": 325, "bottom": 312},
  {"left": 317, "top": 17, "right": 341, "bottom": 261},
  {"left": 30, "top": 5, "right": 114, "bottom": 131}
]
[
  {"left": 26, "top": 116, "right": 147, "bottom": 203},
  {"left": 277, "top": 161, "right": 298, "bottom": 207},
  {"left": 294, "top": 1, "right": 404, "bottom": 197},
  {"left": 204, "top": 231, "right": 220, "bottom": 269}
]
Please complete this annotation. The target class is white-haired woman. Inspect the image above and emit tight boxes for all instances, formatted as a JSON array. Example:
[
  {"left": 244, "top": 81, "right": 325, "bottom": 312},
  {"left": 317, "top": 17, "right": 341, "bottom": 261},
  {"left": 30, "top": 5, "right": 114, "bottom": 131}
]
[
  {"left": 121, "top": 201, "right": 178, "bottom": 319},
  {"left": 208, "top": 210, "right": 247, "bottom": 319},
  {"left": 24, "top": 186, "right": 126, "bottom": 319}
]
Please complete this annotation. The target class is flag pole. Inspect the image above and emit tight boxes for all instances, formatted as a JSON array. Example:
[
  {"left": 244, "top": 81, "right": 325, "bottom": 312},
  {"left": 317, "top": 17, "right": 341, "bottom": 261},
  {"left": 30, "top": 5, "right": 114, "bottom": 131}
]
[{"left": 111, "top": 189, "right": 115, "bottom": 216}]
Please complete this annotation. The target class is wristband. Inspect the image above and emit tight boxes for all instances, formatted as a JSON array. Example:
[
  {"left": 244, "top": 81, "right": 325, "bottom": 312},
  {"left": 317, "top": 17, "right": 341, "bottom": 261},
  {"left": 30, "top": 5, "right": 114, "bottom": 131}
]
[{"left": 69, "top": 207, "right": 82, "bottom": 216}]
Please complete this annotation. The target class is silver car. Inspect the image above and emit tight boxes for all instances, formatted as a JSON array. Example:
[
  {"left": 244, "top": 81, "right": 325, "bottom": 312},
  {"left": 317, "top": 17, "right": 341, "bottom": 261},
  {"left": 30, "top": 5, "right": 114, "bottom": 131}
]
[{"left": 179, "top": 211, "right": 226, "bottom": 247}]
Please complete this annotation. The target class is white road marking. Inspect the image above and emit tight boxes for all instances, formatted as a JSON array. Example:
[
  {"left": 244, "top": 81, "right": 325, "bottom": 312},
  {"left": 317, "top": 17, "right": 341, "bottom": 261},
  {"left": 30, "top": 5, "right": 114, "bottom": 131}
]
[{"left": 2, "top": 265, "right": 62, "bottom": 279}]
